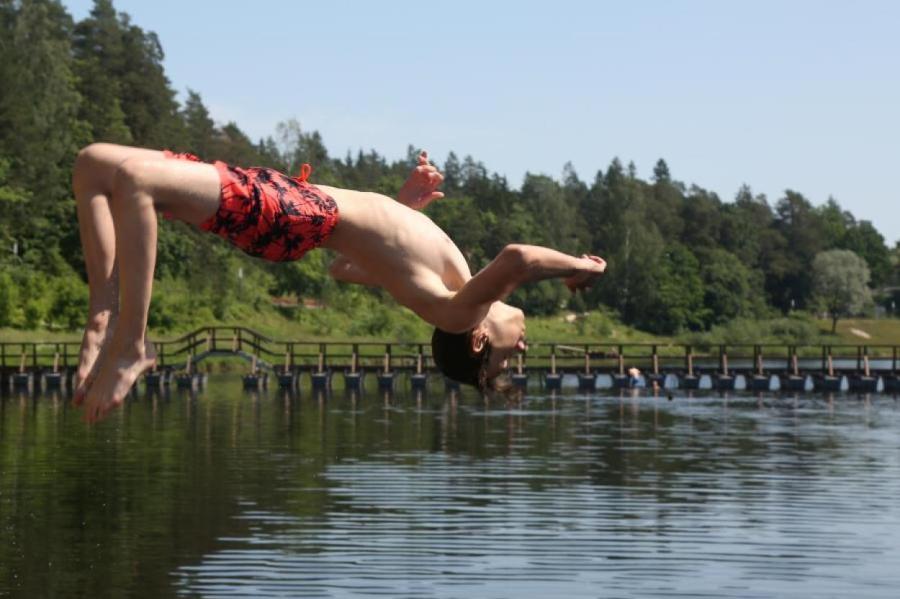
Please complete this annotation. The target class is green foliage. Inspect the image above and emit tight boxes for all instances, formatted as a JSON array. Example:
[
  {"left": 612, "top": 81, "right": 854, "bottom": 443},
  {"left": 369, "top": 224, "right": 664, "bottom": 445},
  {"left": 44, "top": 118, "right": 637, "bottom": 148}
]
[
  {"left": 510, "top": 280, "right": 568, "bottom": 316},
  {"left": 0, "top": 264, "right": 87, "bottom": 330},
  {"left": 0, "top": 0, "right": 894, "bottom": 342},
  {"left": 697, "top": 248, "right": 767, "bottom": 325},
  {"left": 681, "top": 314, "right": 825, "bottom": 347},
  {"left": 812, "top": 249, "right": 872, "bottom": 333},
  {"left": 638, "top": 243, "right": 707, "bottom": 334},
  {"left": 0, "top": 270, "right": 21, "bottom": 327},
  {"left": 49, "top": 273, "right": 89, "bottom": 329}
]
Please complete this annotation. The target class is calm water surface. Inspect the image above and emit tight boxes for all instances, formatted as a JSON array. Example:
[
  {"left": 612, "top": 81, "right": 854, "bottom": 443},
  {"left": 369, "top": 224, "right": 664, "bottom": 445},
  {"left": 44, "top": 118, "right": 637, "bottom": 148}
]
[{"left": 2, "top": 378, "right": 900, "bottom": 598}]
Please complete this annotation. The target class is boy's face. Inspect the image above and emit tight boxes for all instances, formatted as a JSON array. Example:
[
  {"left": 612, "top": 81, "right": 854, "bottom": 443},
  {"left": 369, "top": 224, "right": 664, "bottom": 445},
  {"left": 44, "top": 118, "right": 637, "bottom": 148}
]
[{"left": 482, "top": 302, "right": 527, "bottom": 378}]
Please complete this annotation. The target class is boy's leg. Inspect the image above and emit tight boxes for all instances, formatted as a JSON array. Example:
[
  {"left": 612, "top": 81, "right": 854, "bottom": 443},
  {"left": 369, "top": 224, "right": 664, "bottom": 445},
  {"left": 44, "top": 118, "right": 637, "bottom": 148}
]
[
  {"left": 71, "top": 143, "right": 168, "bottom": 401},
  {"left": 82, "top": 157, "right": 221, "bottom": 423}
]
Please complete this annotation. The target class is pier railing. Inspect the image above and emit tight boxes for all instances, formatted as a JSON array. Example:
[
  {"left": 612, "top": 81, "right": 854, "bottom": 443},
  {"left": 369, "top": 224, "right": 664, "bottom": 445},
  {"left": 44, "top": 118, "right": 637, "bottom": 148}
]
[{"left": 1, "top": 327, "right": 899, "bottom": 376}]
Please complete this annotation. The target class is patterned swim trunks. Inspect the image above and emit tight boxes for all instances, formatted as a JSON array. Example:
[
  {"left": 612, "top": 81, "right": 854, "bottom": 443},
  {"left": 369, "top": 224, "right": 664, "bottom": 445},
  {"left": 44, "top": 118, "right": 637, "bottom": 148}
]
[{"left": 163, "top": 151, "right": 339, "bottom": 262}]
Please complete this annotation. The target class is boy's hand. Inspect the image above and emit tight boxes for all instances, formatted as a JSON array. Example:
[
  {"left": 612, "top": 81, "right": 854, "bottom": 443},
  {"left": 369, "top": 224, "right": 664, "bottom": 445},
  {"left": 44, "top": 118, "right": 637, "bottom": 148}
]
[
  {"left": 564, "top": 255, "right": 607, "bottom": 293},
  {"left": 398, "top": 150, "right": 445, "bottom": 210}
]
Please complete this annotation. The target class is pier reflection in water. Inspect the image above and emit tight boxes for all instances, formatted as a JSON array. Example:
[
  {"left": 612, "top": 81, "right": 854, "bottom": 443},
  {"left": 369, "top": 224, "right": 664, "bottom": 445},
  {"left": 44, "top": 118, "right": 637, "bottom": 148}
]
[{"left": 2, "top": 379, "right": 900, "bottom": 598}]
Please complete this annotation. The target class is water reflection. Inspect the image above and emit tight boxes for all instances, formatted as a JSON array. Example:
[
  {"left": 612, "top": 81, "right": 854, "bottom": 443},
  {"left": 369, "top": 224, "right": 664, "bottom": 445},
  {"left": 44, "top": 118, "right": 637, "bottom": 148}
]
[{"left": 2, "top": 380, "right": 900, "bottom": 597}]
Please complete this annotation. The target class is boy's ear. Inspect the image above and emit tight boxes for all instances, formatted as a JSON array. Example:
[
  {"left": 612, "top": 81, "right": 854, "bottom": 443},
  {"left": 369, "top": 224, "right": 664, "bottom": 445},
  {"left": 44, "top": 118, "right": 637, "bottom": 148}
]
[{"left": 470, "top": 326, "right": 489, "bottom": 354}]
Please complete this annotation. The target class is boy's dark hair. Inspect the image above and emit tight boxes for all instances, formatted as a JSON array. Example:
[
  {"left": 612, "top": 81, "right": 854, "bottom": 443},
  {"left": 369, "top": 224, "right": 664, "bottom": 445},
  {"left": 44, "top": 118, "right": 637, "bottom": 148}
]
[{"left": 431, "top": 328, "right": 512, "bottom": 393}]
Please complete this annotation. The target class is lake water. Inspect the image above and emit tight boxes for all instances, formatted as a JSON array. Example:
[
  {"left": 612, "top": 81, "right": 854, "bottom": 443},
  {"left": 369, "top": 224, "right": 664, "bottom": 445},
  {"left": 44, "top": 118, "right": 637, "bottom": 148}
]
[{"left": 2, "top": 378, "right": 900, "bottom": 598}]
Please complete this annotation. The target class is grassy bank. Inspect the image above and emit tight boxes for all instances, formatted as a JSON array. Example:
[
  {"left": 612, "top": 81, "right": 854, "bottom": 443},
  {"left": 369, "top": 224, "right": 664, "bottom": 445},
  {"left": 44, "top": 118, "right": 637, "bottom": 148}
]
[{"left": 2, "top": 306, "right": 899, "bottom": 347}]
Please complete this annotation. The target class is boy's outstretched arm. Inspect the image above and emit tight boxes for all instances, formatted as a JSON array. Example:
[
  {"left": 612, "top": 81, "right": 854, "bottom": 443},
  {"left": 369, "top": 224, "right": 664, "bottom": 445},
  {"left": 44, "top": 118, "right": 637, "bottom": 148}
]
[{"left": 441, "top": 244, "right": 606, "bottom": 331}]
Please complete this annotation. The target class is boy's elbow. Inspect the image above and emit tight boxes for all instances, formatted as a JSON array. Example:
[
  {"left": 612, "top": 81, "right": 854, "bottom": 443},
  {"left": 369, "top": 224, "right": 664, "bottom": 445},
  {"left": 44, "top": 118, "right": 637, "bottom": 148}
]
[{"left": 501, "top": 244, "right": 533, "bottom": 276}]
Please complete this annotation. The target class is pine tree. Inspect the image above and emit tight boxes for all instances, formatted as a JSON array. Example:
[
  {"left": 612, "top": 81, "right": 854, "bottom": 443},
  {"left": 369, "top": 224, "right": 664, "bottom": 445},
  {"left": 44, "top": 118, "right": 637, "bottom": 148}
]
[
  {"left": 73, "top": 0, "right": 181, "bottom": 147},
  {"left": 0, "top": 0, "right": 86, "bottom": 261},
  {"left": 652, "top": 158, "right": 670, "bottom": 183},
  {"left": 181, "top": 90, "right": 215, "bottom": 157}
]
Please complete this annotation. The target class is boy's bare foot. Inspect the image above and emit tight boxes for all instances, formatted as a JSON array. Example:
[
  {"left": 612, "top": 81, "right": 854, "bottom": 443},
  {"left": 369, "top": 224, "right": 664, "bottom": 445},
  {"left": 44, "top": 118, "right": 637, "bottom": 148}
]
[
  {"left": 82, "top": 339, "right": 156, "bottom": 423},
  {"left": 73, "top": 313, "right": 117, "bottom": 406}
]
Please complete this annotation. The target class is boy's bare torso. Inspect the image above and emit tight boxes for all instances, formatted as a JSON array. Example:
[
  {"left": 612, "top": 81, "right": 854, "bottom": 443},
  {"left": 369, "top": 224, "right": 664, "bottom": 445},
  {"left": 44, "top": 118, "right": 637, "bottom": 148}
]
[{"left": 318, "top": 186, "right": 471, "bottom": 322}]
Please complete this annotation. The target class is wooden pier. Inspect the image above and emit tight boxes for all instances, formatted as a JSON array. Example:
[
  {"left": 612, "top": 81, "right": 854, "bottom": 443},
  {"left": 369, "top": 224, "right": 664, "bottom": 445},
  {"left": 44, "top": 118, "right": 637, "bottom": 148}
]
[{"left": 2, "top": 327, "right": 900, "bottom": 394}]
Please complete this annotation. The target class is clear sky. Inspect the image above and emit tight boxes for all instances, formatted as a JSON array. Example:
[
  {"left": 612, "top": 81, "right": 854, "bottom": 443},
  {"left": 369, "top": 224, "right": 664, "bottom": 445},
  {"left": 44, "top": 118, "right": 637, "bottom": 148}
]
[{"left": 63, "top": 0, "right": 900, "bottom": 243}]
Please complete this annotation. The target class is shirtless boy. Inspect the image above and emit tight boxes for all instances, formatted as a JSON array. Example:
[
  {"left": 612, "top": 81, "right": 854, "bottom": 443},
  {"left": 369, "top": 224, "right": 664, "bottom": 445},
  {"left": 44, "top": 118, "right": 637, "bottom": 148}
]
[{"left": 71, "top": 143, "right": 606, "bottom": 422}]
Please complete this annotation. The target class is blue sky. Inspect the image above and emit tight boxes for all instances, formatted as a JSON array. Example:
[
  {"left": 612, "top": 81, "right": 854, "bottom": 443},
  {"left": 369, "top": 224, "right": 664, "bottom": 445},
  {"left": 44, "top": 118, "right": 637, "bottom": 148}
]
[{"left": 64, "top": 0, "right": 900, "bottom": 243}]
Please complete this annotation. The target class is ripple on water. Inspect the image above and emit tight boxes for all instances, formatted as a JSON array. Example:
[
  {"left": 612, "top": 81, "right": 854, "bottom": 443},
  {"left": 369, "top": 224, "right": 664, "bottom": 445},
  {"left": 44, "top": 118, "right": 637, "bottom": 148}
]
[
  {"left": 3, "top": 386, "right": 900, "bottom": 598},
  {"left": 166, "top": 394, "right": 900, "bottom": 598}
]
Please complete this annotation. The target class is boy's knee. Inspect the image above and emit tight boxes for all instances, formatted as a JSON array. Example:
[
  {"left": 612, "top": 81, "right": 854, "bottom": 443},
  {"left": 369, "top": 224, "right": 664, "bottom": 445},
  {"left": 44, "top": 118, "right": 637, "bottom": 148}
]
[
  {"left": 72, "top": 143, "right": 108, "bottom": 194},
  {"left": 75, "top": 143, "right": 104, "bottom": 166},
  {"left": 112, "top": 158, "right": 153, "bottom": 195},
  {"left": 111, "top": 158, "right": 159, "bottom": 209}
]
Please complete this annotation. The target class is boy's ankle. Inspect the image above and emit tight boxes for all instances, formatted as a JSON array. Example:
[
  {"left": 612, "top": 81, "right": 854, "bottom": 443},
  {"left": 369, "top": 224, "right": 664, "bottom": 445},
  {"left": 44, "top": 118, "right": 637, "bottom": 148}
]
[
  {"left": 86, "top": 310, "right": 117, "bottom": 332},
  {"left": 114, "top": 336, "right": 151, "bottom": 359}
]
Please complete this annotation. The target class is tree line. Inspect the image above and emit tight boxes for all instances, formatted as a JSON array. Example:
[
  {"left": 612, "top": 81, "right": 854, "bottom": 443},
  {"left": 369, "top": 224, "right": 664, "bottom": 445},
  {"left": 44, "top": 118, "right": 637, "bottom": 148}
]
[{"left": 1, "top": 0, "right": 897, "bottom": 335}]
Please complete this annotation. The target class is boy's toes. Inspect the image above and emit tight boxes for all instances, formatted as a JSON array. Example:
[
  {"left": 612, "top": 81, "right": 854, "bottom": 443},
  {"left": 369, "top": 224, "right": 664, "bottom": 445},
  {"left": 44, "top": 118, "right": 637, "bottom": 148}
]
[
  {"left": 72, "top": 375, "right": 95, "bottom": 407},
  {"left": 98, "top": 399, "right": 122, "bottom": 421},
  {"left": 85, "top": 399, "right": 105, "bottom": 424},
  {"left": 82, "top": 401, "right": 96, "bottom": 423}
]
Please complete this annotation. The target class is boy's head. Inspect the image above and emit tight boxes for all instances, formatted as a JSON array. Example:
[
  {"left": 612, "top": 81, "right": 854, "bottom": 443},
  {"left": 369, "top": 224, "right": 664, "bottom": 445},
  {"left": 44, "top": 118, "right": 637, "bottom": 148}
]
[{"left": 431, "top": 301, "right": 526, "bottom": 391}]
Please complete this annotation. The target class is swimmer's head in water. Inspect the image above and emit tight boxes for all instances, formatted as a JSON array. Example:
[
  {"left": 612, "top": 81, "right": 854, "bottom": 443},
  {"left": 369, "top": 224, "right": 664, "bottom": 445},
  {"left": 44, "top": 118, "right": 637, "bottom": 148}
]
[{"left": 431, "top": 302, "right": 526, "bottom": 392}]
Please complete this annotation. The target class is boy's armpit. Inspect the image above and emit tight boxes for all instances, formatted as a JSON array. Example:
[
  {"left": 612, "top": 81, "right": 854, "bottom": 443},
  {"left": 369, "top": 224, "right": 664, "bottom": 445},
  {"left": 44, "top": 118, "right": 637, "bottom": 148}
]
[{"left": 328, "top": 256, "right": 379, "bottom": 287}]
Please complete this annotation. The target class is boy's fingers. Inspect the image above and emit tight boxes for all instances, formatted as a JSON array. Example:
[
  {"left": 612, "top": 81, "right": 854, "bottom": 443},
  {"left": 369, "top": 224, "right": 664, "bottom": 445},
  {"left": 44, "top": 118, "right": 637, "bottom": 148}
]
[{"left": 587, "top": 255, "right": 607, "bottom": 272}]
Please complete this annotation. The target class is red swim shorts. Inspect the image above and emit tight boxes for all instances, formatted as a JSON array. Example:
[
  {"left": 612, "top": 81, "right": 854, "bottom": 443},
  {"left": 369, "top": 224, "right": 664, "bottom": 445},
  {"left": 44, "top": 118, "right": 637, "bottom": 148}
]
[{"left": 162, "top": 150, "right": 339, "bottom": 262}]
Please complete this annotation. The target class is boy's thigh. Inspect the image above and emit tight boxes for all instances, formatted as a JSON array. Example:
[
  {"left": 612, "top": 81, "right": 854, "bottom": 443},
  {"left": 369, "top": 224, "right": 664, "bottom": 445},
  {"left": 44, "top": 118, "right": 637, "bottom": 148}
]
[
  {"left": 76, "top": 143, "right": 166, "bottom": 185},
  {"left": 118, "top": 158, "right": 222, "bottom": 227}
]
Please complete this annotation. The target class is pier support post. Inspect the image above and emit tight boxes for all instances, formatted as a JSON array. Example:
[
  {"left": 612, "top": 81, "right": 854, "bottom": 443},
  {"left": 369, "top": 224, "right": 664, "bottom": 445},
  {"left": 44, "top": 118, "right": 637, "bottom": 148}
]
[
  {"left": 278, "top": 370, "right": 298, "bottom": 391},
  {"left": 176, "top": 354, "right": 206, "bottom": 391},
  {"left": 278, "top": 345, "right": 298, "bottom": 391},
  {"left": 646, "top": 346, "right": 664, "bottom": 389},
  {"left": 849, "top": 346, "right": 878, "bottom": 392},
  {"left": 544, "top": 345, "right": 562, "bottom": 390},
  {"left": 43, "top": 352, "right": 63, "bottom": 391},
  {"left": 681, "top": 345, "right": 699, "bottom": 389},
  {"left": 511, "top": 353, "right": 528, "bottom": 389},
  {"left": 343, "top": 345, "right": 363, "bottom": 392},
  {"left": 311, "top": 344, "right": 330, "bottom": 392},
  {"left": 12, "top": 371, "right": 33, "bottom": 393},
  {"left": 578, "top": 345, "right": 596, "bottom": 391},
  {"left": 715, "top": 345, "right": 735, "bottom": 390},
  {"left": 780, "top": 346, "right": 805, "bottom": 391},
  {"left": 814, "top": 346, "right": 843, "bottom": 392},
  {"left": 611, "top": 346, "right": 629, "bottom": 389},
  {"left": 145, "top": 366, "right": 166, "bottom": 390},
  {"left": 410, "top": 346, "right": 427, "bottom": 391},
  {"left": 377, "top": 345, "right": 394, "bottom": 391},
  {"left": 242, "top": 355, "right": 268, "bottom": 390},
  {"left": 749, "top": 345, "right": 769, "bottom": 391}
]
